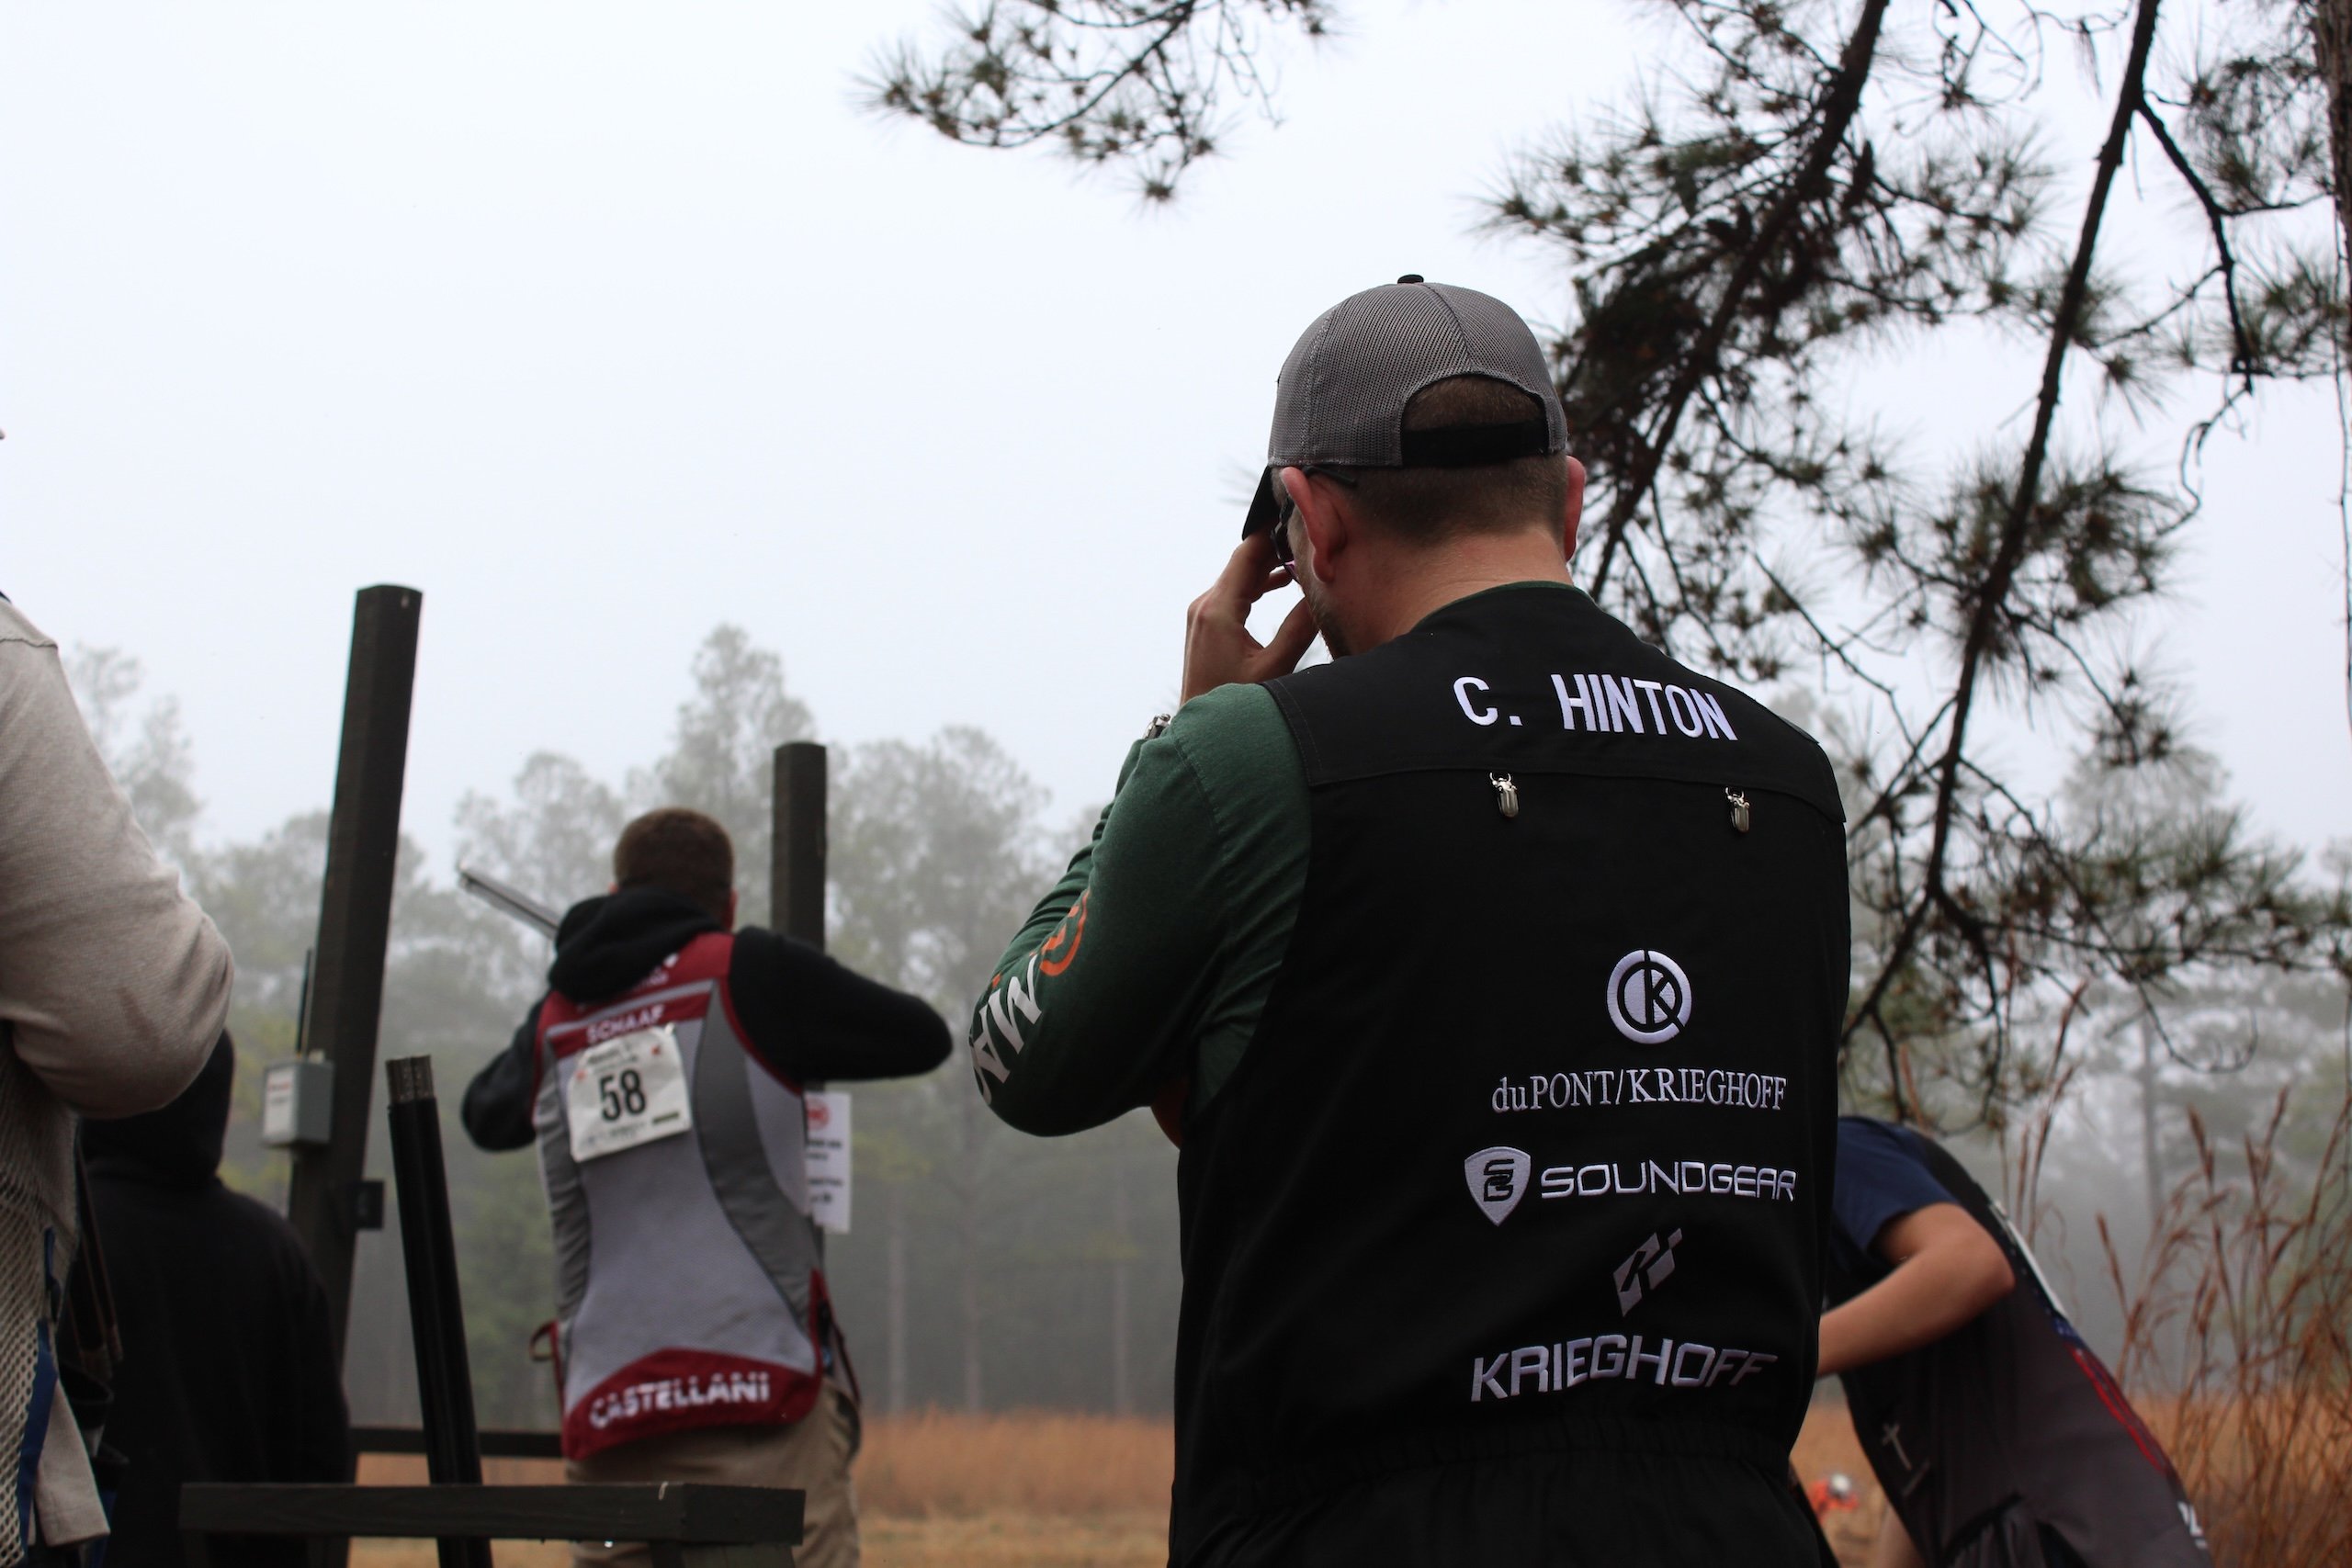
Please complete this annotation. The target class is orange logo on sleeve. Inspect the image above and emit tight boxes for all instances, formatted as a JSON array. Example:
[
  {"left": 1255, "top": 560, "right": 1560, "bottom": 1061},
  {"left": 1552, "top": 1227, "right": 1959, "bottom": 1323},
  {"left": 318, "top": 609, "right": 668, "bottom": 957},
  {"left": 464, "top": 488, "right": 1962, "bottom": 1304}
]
[{"left": 1038, "top": 892, "right": 1091, "bottom": 976}]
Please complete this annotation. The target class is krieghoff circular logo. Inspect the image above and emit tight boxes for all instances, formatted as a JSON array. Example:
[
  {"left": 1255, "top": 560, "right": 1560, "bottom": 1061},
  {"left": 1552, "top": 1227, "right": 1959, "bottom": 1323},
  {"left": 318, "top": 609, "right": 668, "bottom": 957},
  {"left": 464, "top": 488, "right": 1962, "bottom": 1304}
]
[{"left": 1606, "top": 950, "right": 1692, "bottom": 1043}]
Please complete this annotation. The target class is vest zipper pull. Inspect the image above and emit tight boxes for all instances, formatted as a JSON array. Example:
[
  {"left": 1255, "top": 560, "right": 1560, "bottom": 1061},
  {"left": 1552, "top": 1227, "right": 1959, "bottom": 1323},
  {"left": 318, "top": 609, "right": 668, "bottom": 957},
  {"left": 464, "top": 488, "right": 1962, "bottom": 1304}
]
[
  {"left": 1725, "top": 787, "right": 1751, "bottom": 833},
  {"left": 1490, "top": 773, "right": 1520, "bottom": 819}
]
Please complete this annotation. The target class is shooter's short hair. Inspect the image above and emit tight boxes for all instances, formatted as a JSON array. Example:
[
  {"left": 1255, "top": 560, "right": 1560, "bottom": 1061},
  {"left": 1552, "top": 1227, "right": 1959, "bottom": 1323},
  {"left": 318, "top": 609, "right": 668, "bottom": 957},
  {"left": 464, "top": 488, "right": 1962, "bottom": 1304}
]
[
  {"left": 1343, "top": 375, "right": 1572, "bottom": 544},
  {"left": 613, "top": 807, "right": 733, "bottom": 925}
]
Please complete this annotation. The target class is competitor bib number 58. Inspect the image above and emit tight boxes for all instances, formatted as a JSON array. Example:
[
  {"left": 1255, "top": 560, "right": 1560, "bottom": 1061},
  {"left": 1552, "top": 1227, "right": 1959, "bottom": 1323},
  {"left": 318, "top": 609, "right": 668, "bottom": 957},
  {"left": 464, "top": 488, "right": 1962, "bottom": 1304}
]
[{"left": 564, "top": 1025, "right": 693, "bottom": 1162}]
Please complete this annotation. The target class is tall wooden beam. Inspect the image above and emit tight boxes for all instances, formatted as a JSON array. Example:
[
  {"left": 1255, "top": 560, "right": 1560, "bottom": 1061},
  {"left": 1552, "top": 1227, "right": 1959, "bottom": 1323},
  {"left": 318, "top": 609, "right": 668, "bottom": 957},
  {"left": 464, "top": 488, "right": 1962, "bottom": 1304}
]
[
  {"left": 385, "top": 1055, "right": 492, "bottom": 1568},
  {"left": 288, "top": 584, "right": 422, "bottom": 1358},
  {"left": 771, "top": 741, "right": 827, "bottom": 948}
]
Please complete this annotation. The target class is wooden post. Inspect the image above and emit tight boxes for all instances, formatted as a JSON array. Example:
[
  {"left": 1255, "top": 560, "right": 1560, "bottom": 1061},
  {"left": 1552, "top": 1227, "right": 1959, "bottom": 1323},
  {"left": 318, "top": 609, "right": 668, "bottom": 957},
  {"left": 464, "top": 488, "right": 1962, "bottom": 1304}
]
[
  {"left": 771, "top": 742, "right": 827, "bottom": 947},
  {"left": 385, "top": 1056, "right": 492, "bottom": 1568},
  {"left": 180, "top": 1483, "right": 802, "bottom": 1567},
  {"left": 773, "top": 742, "right": 828, "bottom": 1265},
  {"left": 288, "top": 585, "right": 423, "bottom": 1358}
]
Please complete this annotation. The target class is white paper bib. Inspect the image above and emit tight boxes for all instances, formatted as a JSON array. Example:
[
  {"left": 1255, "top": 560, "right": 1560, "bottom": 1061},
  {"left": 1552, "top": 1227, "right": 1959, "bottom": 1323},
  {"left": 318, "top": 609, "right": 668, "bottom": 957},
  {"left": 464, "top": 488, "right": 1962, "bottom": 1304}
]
[{"left": 564, "top": 1024, "right": 694, "bottom": 1162}]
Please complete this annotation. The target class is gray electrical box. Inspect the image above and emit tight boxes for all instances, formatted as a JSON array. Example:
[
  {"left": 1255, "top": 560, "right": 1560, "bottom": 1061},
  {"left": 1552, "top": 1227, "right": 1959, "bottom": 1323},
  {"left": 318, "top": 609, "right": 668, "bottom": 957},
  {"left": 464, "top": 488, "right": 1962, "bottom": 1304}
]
[{"left": 260, "top": 1058, "right": 335, "bottom": 1148}]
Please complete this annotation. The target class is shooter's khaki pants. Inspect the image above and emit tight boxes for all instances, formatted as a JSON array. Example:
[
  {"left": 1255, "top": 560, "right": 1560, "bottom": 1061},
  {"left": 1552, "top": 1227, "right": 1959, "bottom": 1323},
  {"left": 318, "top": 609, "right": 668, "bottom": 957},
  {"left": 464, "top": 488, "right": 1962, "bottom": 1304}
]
[{"left": 566, "top": 1385, "right": 862, "bottom": 1568}]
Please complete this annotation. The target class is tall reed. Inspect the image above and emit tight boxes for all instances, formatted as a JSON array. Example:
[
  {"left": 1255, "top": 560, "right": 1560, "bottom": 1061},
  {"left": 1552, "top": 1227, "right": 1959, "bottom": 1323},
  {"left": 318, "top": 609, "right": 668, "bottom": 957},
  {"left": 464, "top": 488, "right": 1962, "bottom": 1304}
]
[{"left": 2107, "top": 1090, "right": 2352, "bottom": 1567}]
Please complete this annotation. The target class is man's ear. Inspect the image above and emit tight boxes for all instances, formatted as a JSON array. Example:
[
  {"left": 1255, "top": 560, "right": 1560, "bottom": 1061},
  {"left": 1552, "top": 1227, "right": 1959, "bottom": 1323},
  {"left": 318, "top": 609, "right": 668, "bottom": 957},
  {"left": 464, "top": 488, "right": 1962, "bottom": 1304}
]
[
  {"left": 724, "top": 889, "right": 740, "bottom": 931},
  {"left": 1562, "top": 457, "right": 1587, "bottom": 563},
  {"left": 1281, "top": 466, "right": 1354, "bottom": 582}
]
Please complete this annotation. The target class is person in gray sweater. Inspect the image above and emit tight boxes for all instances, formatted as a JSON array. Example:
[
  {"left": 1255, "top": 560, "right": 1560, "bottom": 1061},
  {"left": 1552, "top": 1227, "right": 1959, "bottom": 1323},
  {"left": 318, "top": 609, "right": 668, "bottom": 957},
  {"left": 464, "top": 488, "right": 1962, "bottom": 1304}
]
[{"left": 0, "top": 593, "right": 232, "bottom": 1564}]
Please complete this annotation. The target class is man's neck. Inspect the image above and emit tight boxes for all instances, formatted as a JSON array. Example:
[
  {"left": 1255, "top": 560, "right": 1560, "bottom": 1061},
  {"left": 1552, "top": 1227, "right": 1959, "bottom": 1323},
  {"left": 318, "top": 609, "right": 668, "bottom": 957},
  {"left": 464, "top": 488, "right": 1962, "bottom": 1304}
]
[{"left": 1352, "top": 533, "right": 1572, "bottom": 650}]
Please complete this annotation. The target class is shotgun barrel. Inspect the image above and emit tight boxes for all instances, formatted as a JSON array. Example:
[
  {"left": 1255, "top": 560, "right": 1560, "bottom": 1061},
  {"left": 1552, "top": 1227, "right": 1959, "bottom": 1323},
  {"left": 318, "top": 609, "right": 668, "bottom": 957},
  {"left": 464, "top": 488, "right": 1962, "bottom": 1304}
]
[{"left": 456, "top": 863, "right": 564, "bottom": 940}]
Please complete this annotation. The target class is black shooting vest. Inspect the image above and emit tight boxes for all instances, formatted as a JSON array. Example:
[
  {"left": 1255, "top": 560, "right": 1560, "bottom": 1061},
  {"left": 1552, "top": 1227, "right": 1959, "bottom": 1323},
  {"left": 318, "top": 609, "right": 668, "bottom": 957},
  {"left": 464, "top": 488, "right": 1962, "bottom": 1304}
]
[
  {"left": 1170, "top": 584, "right": 1849, "bottom": 1565},
  {"left": 1828, "top": 1133, "right": 2211, "bottom": 1568}
]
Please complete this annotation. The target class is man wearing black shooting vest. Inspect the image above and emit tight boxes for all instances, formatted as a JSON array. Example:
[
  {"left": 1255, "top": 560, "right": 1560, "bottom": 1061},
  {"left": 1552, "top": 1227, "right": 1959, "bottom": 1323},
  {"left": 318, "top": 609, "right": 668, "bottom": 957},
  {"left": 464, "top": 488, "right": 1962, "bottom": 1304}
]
[
  {"left": 969, "top": 278, "right": 1849, "bottom": 1565},
  {"left": 1820, "top": 1118, "right": 2211, "bottom": 1567}
]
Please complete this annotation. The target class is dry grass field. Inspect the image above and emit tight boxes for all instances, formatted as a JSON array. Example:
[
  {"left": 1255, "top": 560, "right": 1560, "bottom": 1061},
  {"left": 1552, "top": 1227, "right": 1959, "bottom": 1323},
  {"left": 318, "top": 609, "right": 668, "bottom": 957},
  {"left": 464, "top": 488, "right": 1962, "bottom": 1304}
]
[
  {"left": 334, "top": 1395, "right": 2352, "bottom": 1567},
  {"left": 2132, "top": 1392, "right": 2352, "bottom": 1565},
  {"left": 2103, "top": 1100, "right": 2352, "bottom": 1566},
  {"left": 349, "top": 1404, "right": 1890, "bottom": 1567},
  {"left": 348, "top": 1100, "right": 2352, "bottom": 1566}
]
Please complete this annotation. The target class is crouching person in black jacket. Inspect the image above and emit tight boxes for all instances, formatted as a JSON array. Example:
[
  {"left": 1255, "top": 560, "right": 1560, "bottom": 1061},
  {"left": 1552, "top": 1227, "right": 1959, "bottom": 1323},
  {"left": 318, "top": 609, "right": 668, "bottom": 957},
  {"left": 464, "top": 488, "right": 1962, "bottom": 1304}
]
[
  {"left": 84, "top": 1034, "right": 351, "bottom": 1568},
  {"left": 462, "top": 807, "right": 947, "bottom": 1568}
]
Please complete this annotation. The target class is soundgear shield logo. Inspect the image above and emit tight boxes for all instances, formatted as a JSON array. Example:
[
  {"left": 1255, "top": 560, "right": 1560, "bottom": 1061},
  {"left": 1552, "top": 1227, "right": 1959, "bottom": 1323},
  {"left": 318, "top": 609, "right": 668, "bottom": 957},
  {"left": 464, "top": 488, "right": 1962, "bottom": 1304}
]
[
  {"left": 1465, "top": 1146, "right": 1532, "bottom": 1225},
  {"left": 1606, "top": 950, "right": 1693, "bottom": 1043}
]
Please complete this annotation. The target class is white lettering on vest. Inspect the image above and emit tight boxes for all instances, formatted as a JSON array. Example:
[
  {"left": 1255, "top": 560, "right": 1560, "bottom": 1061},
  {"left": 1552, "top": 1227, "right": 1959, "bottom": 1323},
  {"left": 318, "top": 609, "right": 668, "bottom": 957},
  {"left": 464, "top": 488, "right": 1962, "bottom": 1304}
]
[
  {"left": 1544, "top": 674, "right": 1737, "bottom": 741},
  {"left": 1696, "top": 691, "right": 1737, "bottom": 739},
  {"left": 1632, "top": 679, "right": 1669, "bottom": 733},
  {"left": 1468, "top": 1334, "right": 1781, "bottom": 1403},
  {"left": 587, "top": 1369, "right": 775, "bottom": 1429},
  {"left": 1453, "top": 677, "right": 1498, "bottom": 726},
  {"left": 1490, "top": 1069, "right": 1787, "bottom": 1113},
  {"left": 1533, "top": 1156, "right": 1797, "bottom": 1203},
  {"left": 1665, "top": 685, "right": 1706, "bottom": 737},
  {"left": 1552, "top": 673, "right": 1600, "bottom": 731},
  {"left": 1603, "top": 675, "right": 1644, "bottom": 732},
  {"left": 587, "top": 1003, "right": 665, "bottom": 1045}
]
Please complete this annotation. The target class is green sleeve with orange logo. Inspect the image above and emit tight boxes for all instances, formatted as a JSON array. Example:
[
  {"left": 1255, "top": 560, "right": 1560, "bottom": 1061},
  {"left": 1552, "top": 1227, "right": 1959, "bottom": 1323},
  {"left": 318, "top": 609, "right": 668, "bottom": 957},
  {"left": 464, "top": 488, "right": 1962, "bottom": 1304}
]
[{"left": 968, "top": 681, "right": 1310, "bottom": 1137}]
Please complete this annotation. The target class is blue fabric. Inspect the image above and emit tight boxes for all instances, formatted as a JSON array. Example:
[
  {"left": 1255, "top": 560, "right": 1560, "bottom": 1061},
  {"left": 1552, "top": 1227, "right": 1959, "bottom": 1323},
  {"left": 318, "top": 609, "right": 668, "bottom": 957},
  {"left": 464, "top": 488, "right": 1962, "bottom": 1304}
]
[
  {"left": 15, "top": 1231, "right": 58, "bottom": 1555},
  {"left": 1829, "top": 1117, "right": 1956, "bottom": 1293}
]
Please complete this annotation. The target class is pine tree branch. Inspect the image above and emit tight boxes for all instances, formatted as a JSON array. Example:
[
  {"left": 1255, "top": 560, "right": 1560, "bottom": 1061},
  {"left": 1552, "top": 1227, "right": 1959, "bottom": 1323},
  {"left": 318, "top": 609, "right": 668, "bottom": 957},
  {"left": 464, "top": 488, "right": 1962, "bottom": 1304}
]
[
  {"left": 2135, "top": 99, "right": 2256, "bottom": 385},
  {"left": 1845, "top": 0, "right": 2168, "bottom": 1050},
  {"left": 1585, "top": 0, "right": 1895, "bottom": 598}
]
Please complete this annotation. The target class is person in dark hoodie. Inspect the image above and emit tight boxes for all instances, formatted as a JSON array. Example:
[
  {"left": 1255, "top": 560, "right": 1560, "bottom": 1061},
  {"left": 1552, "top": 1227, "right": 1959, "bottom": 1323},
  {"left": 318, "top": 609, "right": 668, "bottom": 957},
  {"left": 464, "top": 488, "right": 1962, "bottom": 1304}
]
[
  {"left": 462, "top": 807, "right": 947, "bottom": 1568},
  {"left": 81, "top": 1033, "right": 350, "bottom": 1568}
]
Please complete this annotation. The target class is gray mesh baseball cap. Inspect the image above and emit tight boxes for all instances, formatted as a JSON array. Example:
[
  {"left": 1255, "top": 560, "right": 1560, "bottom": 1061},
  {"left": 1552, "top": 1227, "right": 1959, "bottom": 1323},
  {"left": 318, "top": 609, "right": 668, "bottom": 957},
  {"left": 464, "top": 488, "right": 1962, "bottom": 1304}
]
[{"left": 1242, "top": 276, "right": 1567, "bottom": 537}]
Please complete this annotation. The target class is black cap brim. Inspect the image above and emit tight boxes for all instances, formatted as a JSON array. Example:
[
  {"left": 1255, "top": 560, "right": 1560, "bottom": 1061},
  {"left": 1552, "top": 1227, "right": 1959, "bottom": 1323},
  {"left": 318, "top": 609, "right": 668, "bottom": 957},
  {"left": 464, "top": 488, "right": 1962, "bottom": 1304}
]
[{"left": 1243, "top": 467, "right": 1281, "bottom": 540}]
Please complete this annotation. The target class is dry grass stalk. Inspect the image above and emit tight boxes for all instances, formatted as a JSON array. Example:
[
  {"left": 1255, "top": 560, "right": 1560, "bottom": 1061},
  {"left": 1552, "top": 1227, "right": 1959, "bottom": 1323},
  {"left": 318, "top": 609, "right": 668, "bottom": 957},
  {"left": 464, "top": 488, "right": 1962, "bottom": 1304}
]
[{"left": 2106, "top": 1089, "right": 2352, "bottom": 1567}]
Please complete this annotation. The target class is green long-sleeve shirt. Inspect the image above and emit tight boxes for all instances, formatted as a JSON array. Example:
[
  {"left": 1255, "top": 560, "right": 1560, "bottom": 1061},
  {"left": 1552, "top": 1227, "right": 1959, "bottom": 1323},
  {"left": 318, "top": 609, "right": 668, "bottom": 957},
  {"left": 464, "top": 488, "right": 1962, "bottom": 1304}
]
[
  {"left": 968, "top": 679, "right": 1309, "bottom": 1135},
  {"left": 970, "top": 583, "right": 1602, "bottom": 1135}
]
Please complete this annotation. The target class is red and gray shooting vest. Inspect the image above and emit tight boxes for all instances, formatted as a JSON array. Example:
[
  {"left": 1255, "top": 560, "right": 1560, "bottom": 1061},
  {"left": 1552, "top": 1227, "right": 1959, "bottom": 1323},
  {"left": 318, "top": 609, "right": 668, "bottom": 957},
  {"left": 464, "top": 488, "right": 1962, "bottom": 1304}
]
[{"left": 532, "top": 931, "right": 827, "bottom": 1459}]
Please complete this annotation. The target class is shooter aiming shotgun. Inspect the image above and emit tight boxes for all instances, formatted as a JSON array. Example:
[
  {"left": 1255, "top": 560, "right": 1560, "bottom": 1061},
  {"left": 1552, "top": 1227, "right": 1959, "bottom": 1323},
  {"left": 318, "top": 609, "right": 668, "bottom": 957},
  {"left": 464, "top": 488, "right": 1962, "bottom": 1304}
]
[{"left": 452, "top": 809, "right": 947, "bottom": 1568}]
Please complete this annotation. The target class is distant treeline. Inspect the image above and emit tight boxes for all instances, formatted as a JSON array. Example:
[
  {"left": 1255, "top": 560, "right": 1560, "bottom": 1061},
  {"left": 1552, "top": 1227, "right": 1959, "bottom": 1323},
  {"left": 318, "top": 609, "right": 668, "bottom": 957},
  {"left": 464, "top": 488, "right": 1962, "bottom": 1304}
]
[{"left": 69, "top": 626, "right": 2352, "bottom": 1429}]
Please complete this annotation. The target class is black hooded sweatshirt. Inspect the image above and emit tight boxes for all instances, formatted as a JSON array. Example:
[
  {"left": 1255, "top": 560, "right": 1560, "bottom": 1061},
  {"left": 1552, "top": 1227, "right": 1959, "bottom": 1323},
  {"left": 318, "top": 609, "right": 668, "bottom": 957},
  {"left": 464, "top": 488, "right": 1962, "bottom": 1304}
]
[
  {"left": 461, "top": 888, "right": 949, "bottom": 1151},
  {"left": 82, "top": 1034, "right": 351, "bottom": 1568}
]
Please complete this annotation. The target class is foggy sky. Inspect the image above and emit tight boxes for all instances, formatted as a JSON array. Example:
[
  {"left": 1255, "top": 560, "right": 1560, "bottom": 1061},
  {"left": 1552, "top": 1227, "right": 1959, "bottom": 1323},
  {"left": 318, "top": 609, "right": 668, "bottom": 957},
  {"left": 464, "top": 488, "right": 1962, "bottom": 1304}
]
[{"left": 6, "top": 0, "right": 2346, "bottom": 880}]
